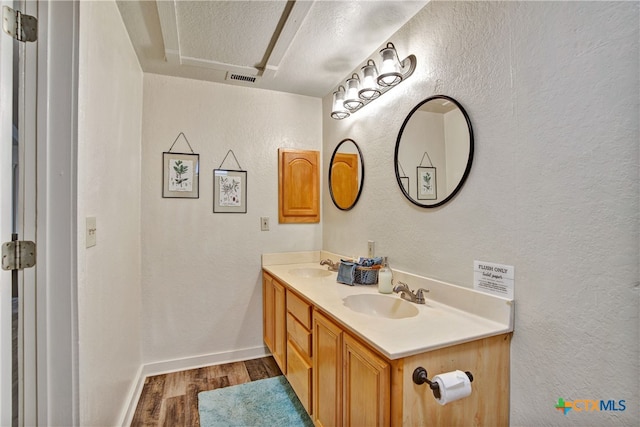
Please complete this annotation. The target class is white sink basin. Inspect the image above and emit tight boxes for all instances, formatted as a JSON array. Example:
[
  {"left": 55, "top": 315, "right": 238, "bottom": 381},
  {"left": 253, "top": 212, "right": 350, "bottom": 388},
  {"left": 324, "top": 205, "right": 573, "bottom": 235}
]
[
  {"left": 342, "top": 294, "right": 419, "bottom": 319},
  {"left": 288, "top": 267, "right": 333, "bottom": 278}
]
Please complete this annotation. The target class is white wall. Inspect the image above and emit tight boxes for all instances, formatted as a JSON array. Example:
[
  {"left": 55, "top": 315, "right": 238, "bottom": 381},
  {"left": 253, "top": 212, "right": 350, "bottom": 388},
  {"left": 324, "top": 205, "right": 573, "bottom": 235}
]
[
  {"left": 323, "top": 2, "right": 638, "bottom": 425},
  {"left": 399, "top": 110, "right": 446, "bottom": 200},
  {"left": 77, "top": 1, "right": 143, "bottom": 425},
  {"left": 140, "top": 74, "right": 322, "bottom": 366},
  {"left": 443, "top": 108, "right": 467, "bottom": 194}
]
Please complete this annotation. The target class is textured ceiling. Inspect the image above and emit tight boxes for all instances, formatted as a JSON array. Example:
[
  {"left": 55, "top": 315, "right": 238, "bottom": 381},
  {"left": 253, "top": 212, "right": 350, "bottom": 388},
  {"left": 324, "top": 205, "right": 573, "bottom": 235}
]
[{"left": 116, "top": 0, "right": 428, "bottom": 98}]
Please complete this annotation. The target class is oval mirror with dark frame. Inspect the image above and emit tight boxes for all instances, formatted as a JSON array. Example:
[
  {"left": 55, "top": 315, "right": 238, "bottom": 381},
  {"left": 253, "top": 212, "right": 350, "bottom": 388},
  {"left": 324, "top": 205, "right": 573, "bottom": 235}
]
[
  {"left": 394, "top": 95, "right": 474, "bottom": 208},
  {"left": 329, "top": 138, "right": 365, "bottom": 211}
]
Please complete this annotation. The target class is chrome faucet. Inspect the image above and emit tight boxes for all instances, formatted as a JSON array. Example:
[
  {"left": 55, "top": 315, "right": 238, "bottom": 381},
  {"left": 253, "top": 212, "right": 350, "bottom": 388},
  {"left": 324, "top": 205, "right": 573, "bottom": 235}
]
[
  {"left": 392, "top": 281, "right": 429, "bottom": 304},
  {"left": 320, "top": 259, "right": 339, "bottom": 272}
]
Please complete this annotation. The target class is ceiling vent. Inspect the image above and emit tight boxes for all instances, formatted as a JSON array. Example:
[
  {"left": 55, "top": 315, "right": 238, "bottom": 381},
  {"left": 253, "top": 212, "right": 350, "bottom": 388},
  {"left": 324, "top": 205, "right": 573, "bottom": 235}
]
[{"left": 226, "top": 72, "right": 259, "bottom": 84}]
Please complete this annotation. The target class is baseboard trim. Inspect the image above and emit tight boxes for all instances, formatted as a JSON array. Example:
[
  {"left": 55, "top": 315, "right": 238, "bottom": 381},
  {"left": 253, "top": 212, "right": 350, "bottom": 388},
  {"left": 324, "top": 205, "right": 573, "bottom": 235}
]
[
  {"left": 141, "top": 345, "right": 270, "bottom": 378},
  {"left": 119, "top": 364, "right": 145, "bottom": 427},
  {"left": 119, "top": 345, "right": 269, "bottom": 426}
]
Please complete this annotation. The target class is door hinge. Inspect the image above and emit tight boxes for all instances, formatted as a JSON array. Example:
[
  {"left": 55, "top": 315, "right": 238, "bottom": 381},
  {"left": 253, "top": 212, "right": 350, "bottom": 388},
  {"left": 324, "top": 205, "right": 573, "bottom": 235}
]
[
  {"left": 2, "top": 6, "right": 37, "bottom": 43},
  {"left": 2, "top": 240, "right": 36, "bottom": 271}
]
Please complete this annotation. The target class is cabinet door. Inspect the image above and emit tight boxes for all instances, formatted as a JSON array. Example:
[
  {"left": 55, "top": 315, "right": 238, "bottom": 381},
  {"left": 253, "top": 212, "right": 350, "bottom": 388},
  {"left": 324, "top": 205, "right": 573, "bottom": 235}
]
[
  {"left": 278, "top": 148, "right": 320, "bottom": 223},
  {"left": 313, "top": 311, "right": 343, "bottom": 427},
  {"left": 263, "top": 273, "right": 286, "bottom": 372},
  {"left": 343, "top": 334, "right": 390, "bottom": 427},
  {"left": 287, "top": 341, "right": 312, "bottom": 414},
  {"left": 273, "top": 279, "right": 287, "bottom": 372},
  {"left": 263, "top": 274, "right": 275, "bottom": 353}
]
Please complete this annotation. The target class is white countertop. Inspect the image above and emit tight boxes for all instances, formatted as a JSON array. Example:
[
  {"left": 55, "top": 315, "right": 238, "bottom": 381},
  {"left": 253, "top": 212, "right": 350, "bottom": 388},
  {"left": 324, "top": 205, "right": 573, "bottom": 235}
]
[{"left": 262, "top": 251, "right": 514, "bottom": 360}]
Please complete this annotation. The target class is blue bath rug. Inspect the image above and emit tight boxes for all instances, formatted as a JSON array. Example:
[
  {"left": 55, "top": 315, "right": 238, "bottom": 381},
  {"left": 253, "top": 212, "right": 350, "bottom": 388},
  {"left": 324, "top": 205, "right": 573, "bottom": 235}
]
[{"left": 198, "top": 375, "right": 314, "bottom": 427}]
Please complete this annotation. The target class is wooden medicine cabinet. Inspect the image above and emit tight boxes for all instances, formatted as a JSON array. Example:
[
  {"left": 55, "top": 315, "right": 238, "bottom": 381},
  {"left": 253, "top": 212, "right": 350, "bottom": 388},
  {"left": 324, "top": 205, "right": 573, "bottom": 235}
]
[{"left": 278, "top": 148, "right": 320, "bottom": 223}]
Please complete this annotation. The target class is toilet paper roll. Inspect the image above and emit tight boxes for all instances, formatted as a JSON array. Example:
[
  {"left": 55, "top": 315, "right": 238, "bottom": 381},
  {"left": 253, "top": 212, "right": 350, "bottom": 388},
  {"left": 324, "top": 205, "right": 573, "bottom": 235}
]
[{"left": 433, "top": 370, "right": 472, "bottom": 406}]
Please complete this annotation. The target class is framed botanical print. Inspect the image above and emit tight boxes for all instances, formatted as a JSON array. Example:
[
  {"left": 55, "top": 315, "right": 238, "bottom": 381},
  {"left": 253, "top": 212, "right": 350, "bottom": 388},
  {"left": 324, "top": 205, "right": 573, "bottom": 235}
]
[
  {"left": 417, "top": 166, "right": 436, "bottom": 200},
  {"left": 163, "top": 152, "right": 199, "bottom": 198},
  {"left": 213, "top": 169, "right": 247, "bottom": 213}
]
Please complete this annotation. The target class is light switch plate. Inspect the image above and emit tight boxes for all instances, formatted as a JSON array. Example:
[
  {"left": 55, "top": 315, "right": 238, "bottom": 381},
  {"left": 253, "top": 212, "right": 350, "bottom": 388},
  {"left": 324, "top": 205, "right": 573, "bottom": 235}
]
[
  {"left": 86, "top": 217, "right": 97, "bottom": 248},
  {"left": 260, "top": 217, "right": 269, "bottom": 231}
]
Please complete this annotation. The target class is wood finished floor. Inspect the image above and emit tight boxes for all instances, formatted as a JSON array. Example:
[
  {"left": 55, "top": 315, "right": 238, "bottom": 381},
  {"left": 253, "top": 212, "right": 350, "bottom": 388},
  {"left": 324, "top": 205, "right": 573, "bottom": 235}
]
[{"left": 131, "top": 356, "right": 282, "bottom": 427}]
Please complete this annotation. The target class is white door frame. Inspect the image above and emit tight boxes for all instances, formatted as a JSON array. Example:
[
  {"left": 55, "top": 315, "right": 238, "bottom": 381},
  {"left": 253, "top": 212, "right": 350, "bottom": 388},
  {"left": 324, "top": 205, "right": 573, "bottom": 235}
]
[
  {"left": 19, "top": 1, "right": 39, "bottom": 425},
  {"left": 1, "top": 2, "right": 79, "bottom": 425},
  {"left": 0, "top": 0, "right": 15, "bottom": 424},
  {"left": 35, "top": 1, "right": 79, "bottom": 425}
]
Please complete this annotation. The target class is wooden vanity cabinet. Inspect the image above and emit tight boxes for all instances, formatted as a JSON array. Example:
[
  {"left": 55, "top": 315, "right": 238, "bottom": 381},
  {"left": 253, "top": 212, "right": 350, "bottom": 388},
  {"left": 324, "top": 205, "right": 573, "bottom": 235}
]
[
  {"left": 312, "top": 310, "right": 343, "bottom": 427},
  {"left": 285, "top": 290, "right": 313, "bottom": 414},
  {"left": 313, "top": 310, "right": 390, "bottom": 427},
  {"left": 262, "top": 273, "right": 286, "bottom": 372},
  {"left": 397, "top": 333, "right": 511, "bottom": 426},
  {"left": 262, "top": 271, "right": 511, "bottom": 426},
  {"left": 343, "top": 333, "right": 390, "bottom": 427},
  {"left": 310, "top": 309, "right": 510, "bottom": 427},
  {"left": 263, "top": 272, "right": 314, "bottom": 415}
]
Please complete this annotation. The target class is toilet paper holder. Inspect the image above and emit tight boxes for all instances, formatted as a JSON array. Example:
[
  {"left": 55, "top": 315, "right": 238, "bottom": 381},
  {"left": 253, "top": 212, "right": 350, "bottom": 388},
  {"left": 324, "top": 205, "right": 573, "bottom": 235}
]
[{"left": 412, "top": 367, "right": 474, "bottom": 400}]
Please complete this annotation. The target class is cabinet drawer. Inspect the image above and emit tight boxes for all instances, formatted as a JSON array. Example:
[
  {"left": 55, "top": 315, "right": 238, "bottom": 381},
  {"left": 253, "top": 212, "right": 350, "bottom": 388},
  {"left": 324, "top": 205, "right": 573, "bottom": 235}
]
[
  {"left": 287, "top": 341, "right": 312, "bottom": 415},
  {"left": 287, "top": 313, "right": 312, "bottom": 357},
  {"left": 287, "top": 291, "right": 312, "bottom": 329}
]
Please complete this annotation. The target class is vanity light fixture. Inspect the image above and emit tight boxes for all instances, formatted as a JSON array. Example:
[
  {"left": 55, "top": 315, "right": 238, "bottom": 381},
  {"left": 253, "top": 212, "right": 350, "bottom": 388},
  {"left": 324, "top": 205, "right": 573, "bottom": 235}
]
[
  {"left": 378, "top": 42, "right": 404, "bottom": 87},
  {"left": 344, "top": 74, "right": 364, "bottom": 111},
  {"left": 331, "top": 86, "right": 350, "bottom": 120},
  {"left": 359, "top": 60, "right": 381, "bottom": 100},
  {"left": 330, "top": 42, "right": 416, "bottom": 120}
]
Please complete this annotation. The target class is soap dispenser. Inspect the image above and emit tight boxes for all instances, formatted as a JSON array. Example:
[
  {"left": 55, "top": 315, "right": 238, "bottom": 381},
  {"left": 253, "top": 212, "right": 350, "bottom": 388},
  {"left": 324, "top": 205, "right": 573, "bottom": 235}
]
[{"left": 378, "top": 257, "right": 393, "bottom": 294}]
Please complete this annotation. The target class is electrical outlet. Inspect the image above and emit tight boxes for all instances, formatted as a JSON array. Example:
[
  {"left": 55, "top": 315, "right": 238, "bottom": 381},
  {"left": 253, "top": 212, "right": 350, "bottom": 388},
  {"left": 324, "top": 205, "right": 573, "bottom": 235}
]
[
  {"left": 260, "top": 217, "right": 269, "bottom": 231},
  {"left": 367, "top": 240, "right": 375, "bottom": 258}
]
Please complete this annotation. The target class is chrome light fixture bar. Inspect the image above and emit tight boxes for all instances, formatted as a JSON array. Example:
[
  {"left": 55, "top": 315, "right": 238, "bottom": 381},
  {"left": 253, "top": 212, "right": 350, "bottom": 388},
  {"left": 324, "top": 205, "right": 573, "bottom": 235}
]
[{"left": 331, "top": 42, "right": 416, "bottom": 120}]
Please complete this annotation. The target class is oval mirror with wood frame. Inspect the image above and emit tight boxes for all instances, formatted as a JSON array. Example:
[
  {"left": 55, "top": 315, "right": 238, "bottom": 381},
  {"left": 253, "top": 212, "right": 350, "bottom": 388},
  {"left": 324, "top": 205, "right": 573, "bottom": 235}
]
[
  {"left": 329, "top": 138, "right": 364, "bottom": 211},
  {"left": 394, "top": 95, "right": 474, "bottom": 208}
]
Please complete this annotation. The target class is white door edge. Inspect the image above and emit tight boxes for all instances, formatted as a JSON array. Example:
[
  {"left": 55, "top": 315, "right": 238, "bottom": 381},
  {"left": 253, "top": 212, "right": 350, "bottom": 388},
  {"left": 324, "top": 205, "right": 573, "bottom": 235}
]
[{"left": 0, "top": 0, "right": 15, "bottom": 423}]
